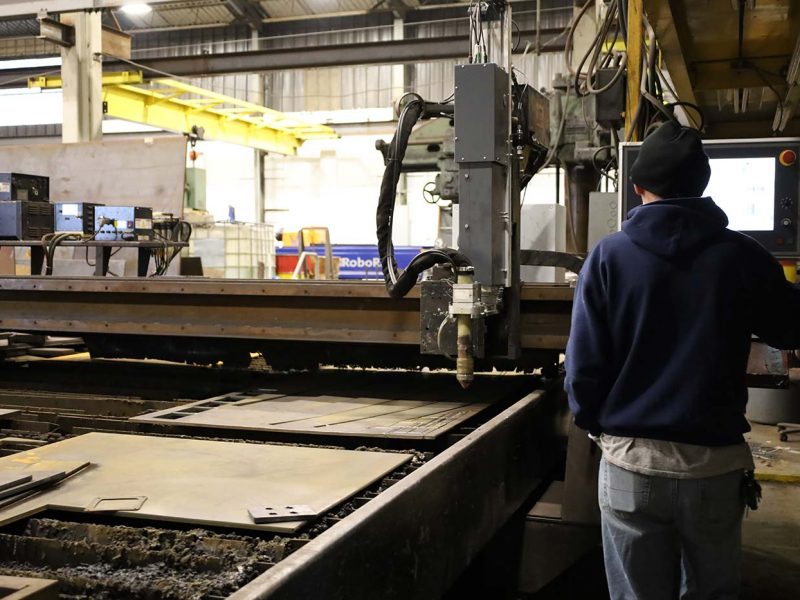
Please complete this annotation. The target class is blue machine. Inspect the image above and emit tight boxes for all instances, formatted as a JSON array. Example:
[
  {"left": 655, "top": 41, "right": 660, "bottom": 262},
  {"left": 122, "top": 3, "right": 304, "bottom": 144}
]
[{"left": 276, "top": 245, "right": 423, "bottom": 280}]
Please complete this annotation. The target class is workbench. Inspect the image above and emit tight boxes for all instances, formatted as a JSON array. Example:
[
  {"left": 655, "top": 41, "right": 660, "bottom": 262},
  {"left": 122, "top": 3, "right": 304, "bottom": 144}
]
[{"left": 0, "top": 240, "right": 187, "bottom": 277}]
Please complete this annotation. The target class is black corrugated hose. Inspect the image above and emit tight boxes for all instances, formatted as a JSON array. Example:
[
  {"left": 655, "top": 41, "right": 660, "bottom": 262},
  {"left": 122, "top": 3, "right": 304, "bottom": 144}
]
[{"left": 376, "top": 95, "right": 471, "bottom": 299}]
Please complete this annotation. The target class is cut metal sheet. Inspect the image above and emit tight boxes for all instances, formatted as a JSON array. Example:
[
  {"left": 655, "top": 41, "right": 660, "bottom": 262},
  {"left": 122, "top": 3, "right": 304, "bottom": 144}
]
[
  {"left": 0, "top": 408, "right": 21, "bottom": 419},
  {"left": 0, "top": 433, "right": 411, "bottom": 533},
  {"left": 132, "top": 374, "right": 528, "bottom": 440},
  {"left": 0, "top": 575, "right": 59, "bottom": 599},
  {"left": 0, "top": 462, "right": 90, "bottom": 510},
  {"left": 0, "top": 471, "right": 66, "bottom": 500},
  {"left": 0, "top": 472, "right": 32, "bottom": 492},
  {"left": 248, "top": 504, "right": 317, "bottom": 524}
]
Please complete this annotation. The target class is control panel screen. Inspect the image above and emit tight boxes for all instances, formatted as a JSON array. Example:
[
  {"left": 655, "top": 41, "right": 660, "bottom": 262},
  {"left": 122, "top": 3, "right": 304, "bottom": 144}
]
[
  {"left": 620, "top": 138, "right": 800, "bottom": 257},
  {"left": 705, "top": 157, "right": 775, "bottom": 231}
]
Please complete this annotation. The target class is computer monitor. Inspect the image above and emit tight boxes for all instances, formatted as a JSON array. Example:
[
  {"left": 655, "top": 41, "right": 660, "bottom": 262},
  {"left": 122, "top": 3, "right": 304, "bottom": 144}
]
[{"left": 620, "top": 138, "right": 800, "bottom": 257}]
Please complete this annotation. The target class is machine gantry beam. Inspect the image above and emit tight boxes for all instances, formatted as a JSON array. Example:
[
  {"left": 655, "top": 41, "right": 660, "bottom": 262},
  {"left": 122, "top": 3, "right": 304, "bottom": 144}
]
[{"left": 0, "top": 278, "right": 573, "bottom": 354}]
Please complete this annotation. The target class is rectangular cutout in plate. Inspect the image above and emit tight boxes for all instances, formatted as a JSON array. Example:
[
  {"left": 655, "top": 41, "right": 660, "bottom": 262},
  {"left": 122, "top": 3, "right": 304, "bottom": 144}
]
[
  {"left": 248, "top": 504, "right": 317, "bottom": 524},
  {"left": 86, "top": 496, "right": 147, "bottom": 512}
]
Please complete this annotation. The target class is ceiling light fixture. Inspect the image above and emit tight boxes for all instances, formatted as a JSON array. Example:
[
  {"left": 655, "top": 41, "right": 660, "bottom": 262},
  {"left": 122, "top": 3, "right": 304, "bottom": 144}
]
[{"left": 120, "top": 3, "right": 152, "bottom": 16}]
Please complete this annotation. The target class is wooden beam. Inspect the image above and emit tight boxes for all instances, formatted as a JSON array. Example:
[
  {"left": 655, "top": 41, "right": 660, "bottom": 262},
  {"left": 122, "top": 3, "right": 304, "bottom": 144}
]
[
  {"left": 625, "top": 0, "right": 644, "bottom": 140},
  {"left": 705, "top": 118, "right": 800, "bottom": 139},
  {"left": 643, "top": 0, "right": 697, "bottom": 107},
  {"left": 691, "top": 57, "right": 791, "bottom": 91}
]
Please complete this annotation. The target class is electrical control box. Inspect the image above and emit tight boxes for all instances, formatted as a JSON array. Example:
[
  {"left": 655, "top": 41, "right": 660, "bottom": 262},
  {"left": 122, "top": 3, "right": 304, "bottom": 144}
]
[
  {"left": 621, "top": 138, "right": 800, "bottom": 258},
  {"left": 55, "top": 202, "right": 103, "bottom": 235},
  {"left": 0, "top": 201, "right": 54, "bottom": 240},
  {"left": 518, "top": 86, "right": 551, "bottom": 148},
  {"left": 0, "top": 173, "right": 49, "bottom": 202},
  {"left": 94, "top": 206, "right": 153, "bottom": 241},
  {"left": 594, "top": 69, "right": 625, "bottom": 130},
  {"left": 587, "top": 191, "right": 619, "bottom": 251},
  {"left": 521, "top": 204, "right": 566, "bottom": 283},
  {"left": 185, "top": 167, "right": 207, "bottom": 211}
]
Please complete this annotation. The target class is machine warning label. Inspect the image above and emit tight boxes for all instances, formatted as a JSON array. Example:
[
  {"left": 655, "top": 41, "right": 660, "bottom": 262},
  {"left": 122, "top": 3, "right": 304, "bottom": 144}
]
[{"left": 0, "top": 183, "right": 9, "bottom": 194}]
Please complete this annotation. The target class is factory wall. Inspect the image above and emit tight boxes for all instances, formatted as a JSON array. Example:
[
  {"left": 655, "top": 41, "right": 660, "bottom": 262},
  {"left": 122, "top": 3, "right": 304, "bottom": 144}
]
[
  {"left": 191, "top": 140, "right": 258, "bottom": 223},
  {"left": 263, "top": 133, "right": 439, "bottom": 246},
  {"left": 0, "top": 2, "right": 572, "bottom": 247}
]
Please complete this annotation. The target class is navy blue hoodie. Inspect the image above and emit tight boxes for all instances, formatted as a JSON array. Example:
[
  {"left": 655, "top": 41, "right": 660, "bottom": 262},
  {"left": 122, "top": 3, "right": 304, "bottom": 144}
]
[{"left": 565, "top": 196, "right": 800, "bottom": 446}]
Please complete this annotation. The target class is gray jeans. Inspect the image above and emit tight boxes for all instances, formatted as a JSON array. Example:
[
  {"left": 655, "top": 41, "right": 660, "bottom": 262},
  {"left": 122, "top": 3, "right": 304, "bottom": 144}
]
[{"left": 599, "top": 457, "right": 745, "bottom": 600}]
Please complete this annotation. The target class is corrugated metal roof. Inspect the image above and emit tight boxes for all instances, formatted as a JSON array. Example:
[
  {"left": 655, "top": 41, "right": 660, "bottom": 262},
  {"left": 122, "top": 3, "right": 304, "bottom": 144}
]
[
  {"left": 0, "top": 0, "right": 472, "bottom": 36},
  {"left": 121, "top": 0, "right": 235, "bottom": 30},
  {"left": 260, "top": 0, "right": 427, "bottom": 19},
  {"left": 0, "top": 18, "right": 38, "bottom": 38}
]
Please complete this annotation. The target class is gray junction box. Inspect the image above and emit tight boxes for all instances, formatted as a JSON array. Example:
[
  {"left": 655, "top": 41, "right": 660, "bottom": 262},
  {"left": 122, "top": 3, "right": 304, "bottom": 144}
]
[{"left": 455, "top": 63, "right": 511, "bottom": 287}]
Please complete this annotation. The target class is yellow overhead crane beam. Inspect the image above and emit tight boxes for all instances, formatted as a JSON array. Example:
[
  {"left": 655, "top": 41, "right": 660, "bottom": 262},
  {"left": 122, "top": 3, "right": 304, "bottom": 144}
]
[{"left": 28, "top": 72, "right": 338, "bottom": 155}]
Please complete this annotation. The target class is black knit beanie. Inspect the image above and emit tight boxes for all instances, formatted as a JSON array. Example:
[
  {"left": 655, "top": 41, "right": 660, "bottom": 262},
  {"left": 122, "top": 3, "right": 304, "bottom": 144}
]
[{"left": 629, "top": 121, "right": 710, "bottom": 198}]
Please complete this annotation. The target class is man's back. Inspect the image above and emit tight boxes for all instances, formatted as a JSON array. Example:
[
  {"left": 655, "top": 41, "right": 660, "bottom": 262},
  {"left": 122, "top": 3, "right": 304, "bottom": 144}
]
[
  {"left": 565, "top": 195, "right": 800, "bottom": 446},
  {"left": 565, "top": 119, "right": 800, "bottom": 600}
]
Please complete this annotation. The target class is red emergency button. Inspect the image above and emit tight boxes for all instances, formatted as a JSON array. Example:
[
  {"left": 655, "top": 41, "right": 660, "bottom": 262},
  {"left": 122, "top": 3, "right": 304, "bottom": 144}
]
[{"left": 779, "top": 149, "right": 797, "bottom": 166}]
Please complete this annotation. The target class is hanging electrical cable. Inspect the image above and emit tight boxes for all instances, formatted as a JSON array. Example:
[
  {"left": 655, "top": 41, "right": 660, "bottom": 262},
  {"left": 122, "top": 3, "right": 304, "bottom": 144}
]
[
  {"left": 569, "top": 0, "right": 628, "bottom": 98},
  {"left": 376, "top": 95, "right": 471, "bottom": 299}
]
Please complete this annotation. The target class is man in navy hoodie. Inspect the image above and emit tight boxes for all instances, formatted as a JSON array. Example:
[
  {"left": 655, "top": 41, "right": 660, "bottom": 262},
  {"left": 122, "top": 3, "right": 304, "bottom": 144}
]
[{"left": 565, "top": 121, "right": 800, "bottom": 600}]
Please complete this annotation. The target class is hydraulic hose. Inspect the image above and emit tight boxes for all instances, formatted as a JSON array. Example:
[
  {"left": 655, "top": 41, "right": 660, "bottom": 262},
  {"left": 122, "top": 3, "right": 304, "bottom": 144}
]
[{"left": 376, "top": 96, "right": 470, "bottom": 299}]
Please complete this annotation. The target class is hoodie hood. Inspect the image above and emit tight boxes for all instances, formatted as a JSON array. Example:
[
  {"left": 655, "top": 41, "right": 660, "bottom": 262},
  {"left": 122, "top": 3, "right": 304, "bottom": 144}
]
[{"left": 622, "top": 197, "right": 729, "bottom": 258}]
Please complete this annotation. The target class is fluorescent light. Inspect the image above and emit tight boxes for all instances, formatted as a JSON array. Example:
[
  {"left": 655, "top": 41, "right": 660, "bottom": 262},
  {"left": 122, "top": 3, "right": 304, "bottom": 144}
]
[
  {"left": 0, "top": 57, "right": 61, "bottom": 71},
  {"left": 120, "top": 3, "right": 152, "bottom": 16}
]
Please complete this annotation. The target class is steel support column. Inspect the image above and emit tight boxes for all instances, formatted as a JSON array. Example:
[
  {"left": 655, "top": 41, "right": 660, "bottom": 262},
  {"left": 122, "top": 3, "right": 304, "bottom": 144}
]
[
  {"left": 61, "top": 11, "right": 102, "bottom": 143},
  {"left": 392, "top": 16, "right": 410, "bottom": 240},
  {"left": 565, "top": 162, "right": 599, "bottom": 254},
  {"left": 251, "top": 29, "right": 267, "bottom": 222}
]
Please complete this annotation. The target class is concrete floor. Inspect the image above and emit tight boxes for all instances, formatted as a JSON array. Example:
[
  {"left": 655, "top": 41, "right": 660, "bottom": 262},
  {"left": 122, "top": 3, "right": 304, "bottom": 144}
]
[
  {"left": 741, "top": 481, "right": 800, "bottom": 600},
  {"left": 742, "top": 423, "right": 800, "bottom": 598},
  {"left": 528, "top": 481, "right": 800, "bottom": 599},
  {"left": 529, "top": 424, "right": 800, "bottom": 599}
]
